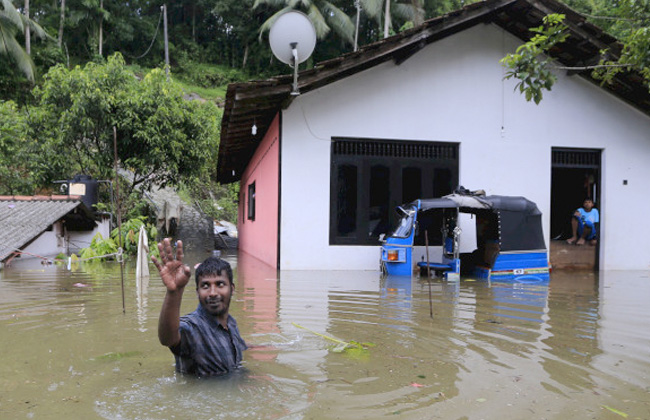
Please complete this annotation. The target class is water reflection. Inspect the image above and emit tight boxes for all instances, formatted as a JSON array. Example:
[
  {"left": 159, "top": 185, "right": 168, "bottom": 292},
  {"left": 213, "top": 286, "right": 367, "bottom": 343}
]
[
  {"left": 136, "top": 272, "right": 150, "bottom": 333},
  {"left": 1, "top": 255, "right": 650, "bottom": 419}
]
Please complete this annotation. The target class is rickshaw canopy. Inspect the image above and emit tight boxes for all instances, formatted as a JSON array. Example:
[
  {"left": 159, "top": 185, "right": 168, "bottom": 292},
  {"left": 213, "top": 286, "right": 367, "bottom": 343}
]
[{"left": 407, "top": 194, "right": 546, "bottom": 252}]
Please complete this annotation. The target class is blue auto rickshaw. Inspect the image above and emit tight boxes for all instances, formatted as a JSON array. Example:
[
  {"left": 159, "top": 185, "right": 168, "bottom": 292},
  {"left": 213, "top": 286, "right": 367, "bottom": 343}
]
[{"left": 380, "top": 191, "right": 550, "bottom": 282}]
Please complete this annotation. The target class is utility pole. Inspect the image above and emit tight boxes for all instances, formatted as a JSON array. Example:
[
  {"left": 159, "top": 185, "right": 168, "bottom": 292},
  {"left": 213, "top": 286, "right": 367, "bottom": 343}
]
[{"left": 162, "top": 4, "right": 170, "bottom": 81}]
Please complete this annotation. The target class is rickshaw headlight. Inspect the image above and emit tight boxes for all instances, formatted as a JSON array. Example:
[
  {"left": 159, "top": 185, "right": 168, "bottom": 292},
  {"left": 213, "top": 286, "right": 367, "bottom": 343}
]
[{"left": 387, "top": 250, "right": 399, "bottom": 261}]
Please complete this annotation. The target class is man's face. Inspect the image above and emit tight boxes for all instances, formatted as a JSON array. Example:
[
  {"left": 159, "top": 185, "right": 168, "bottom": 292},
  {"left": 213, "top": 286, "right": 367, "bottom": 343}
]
[
  {"left": 583, "top": 200, "right": 594, "bottom": 211},
  {"left": 196, "top": 273, "right": 233, "bottom": 318}
]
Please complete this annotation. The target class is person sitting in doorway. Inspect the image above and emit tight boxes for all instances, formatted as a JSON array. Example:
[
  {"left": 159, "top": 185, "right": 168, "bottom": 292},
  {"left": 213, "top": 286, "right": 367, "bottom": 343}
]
[{"left": 567, "top": 198, "right": 599, "bottom": 246}]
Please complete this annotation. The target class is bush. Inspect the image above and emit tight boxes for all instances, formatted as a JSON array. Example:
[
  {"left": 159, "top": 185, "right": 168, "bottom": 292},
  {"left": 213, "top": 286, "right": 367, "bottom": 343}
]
[
  {"left": 176, "top": 60, "right": 249, "bottom": 88},
  {"left": 78, "top": 217, "right": 158, "bottom": 260}
]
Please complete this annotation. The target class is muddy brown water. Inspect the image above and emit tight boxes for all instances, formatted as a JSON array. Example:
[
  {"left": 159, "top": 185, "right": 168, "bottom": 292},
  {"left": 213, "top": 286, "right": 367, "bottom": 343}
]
[{"left": 1, "top": 251, "right": 649, "bottom": 419}]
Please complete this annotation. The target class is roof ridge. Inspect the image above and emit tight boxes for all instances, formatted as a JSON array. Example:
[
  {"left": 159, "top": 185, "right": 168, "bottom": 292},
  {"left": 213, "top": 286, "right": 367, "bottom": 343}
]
[{"left": 0, "top": 195, "right": 83, "bottom": 202}]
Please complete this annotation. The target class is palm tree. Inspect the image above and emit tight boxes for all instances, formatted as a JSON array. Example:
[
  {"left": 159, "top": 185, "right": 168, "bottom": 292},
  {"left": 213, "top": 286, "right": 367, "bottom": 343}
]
[
  {"left": 360, "top": 0, "right": 423, "bottom": 38},
  {"left": 254, "top": 0, "right": 356, "bottom": 46},
  {"left": 0, "top": 0, "right": 48, "bottom": 82}
]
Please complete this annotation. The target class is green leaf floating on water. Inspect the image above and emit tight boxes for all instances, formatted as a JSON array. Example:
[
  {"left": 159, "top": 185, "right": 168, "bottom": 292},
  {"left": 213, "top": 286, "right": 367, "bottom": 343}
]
[
  {"left": 95, "top": 351, "right": 142, "bottom": 361},
  {"left": 601, "top": 405, "right": 628, "bottom": 418},
  {"left": 293, "top": 323, "right": 375, "bottom": 357}
]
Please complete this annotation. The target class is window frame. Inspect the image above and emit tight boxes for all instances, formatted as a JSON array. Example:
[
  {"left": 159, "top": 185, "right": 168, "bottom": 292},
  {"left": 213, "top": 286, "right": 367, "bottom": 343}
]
[
  {"left": 329, "top": 138, "right": 459, "bottom": 246},
  {"left": 247, "top": 182, "right": 256, "bottom": 221}
]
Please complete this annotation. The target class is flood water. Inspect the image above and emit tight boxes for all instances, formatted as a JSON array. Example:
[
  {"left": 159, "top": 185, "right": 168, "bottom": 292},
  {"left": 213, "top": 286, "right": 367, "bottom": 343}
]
[{"left": 1, "top": 250, "right": 649, "bottom": 419}]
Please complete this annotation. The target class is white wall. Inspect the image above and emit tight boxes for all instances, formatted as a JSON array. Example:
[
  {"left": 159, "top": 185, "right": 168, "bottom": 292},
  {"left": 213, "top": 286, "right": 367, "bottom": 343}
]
[
  {"left": 280, "top": 24, "right": 650, "bottom": 270},
  {"left": 20, "top": 217, "right": 111, "bottom": 260},
  {"left": 22, "top": 222, "right": 66, "bottom": 259},
  {"left": 69, "top": 216, "right": 111, "bottom": 254}
]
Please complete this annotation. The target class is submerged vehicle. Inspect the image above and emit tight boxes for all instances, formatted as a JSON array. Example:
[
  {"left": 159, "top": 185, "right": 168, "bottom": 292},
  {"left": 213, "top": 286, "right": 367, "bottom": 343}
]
[{"left": 380, "top": 190, "right": 549, "bottom": 282}]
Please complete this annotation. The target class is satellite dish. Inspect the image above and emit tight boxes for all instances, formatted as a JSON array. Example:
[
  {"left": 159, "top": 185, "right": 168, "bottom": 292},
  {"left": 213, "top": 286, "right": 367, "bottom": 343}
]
[{"left": 269, "top": 11, "right": 317, "bottom": 95}]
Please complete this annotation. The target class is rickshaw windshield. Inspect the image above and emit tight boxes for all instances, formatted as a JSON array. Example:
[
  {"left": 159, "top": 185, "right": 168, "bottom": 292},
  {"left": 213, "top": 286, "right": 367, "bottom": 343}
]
[{"left": 389, "top": 206, "right": 416, "bottom": 238}]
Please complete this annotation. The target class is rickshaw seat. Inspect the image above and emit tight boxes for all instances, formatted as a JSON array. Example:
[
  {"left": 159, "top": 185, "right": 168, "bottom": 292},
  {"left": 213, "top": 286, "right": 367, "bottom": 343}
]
[{"left": 417, "top": 261, "right": 454, "bottom": 271}]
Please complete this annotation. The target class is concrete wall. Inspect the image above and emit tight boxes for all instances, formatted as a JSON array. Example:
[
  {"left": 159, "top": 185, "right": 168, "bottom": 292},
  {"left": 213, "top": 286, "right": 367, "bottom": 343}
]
[
  {"left": 20, "top": 216, "right": 112, "bottom": 260},
  {"left": 22, "top": 222, "right": 66, "bottom": 259},
  {"left": 238, "top": 114, "right": 281, "bottom": 268},
  {"left": 278, "top": 24, "right": 650, "bottom": 270},
  {"left": 69, "top": 215, "right": 111, "bottom": 254}
]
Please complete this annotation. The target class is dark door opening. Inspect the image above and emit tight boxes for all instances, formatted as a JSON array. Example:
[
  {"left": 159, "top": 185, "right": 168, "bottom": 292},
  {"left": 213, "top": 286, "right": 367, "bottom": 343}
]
[{"left": 550, "top": 148, "right": 601, "bottom": 270}]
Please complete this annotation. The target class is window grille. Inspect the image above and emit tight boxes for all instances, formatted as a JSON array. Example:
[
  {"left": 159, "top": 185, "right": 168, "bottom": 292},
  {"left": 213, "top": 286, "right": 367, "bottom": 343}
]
[
  {"left": 552, "top": 149, "right": 600, "bottom": 168},
  {"left": 333, "top": 139, "right": 457, "bottom": 160}
]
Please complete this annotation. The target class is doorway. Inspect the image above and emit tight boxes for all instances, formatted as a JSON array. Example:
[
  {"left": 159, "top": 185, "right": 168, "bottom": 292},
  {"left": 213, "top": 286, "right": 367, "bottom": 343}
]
[{"left": 550, "top": 148, "right": 601, "bottom": 269}]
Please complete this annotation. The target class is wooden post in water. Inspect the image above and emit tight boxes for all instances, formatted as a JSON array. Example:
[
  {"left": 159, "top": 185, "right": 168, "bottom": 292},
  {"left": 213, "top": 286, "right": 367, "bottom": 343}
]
[
  {"left": 114, "top": 127, "right": 126, "bottom": 313},
  {"left": 425, "top": 230, "right": 433, "bottom": 318}
]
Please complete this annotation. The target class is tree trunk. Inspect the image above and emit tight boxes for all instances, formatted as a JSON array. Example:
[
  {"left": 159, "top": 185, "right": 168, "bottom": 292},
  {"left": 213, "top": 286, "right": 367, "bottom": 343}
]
[
  {"left": 98, "top": 0, "right": 103, "bottom": 56},
  {"left": 24, "top": 0, "right": 30, "bottom": 55},
  {"left": 412, "top": 0, "right": 423, "bottom": 27},
  {"left": 58, "top": 0, "right": 65, "bottom": 48},
  {"left": 192, "top": 4, "right": 196, "bottom": 43},
  {"left": 383, "top": 0, "right": 391, "bottom": 38},
  {"left": 242, "top": 44, "right": 249, "bottom": 69}
]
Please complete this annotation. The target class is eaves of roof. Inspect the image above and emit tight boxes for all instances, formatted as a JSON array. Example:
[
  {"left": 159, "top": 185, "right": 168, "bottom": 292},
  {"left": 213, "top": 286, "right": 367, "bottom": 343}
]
[
  {"left": 0, "top": 196, "right": 87, "bottom": 262},
  {"left": 217, "top": 0, "right": 650, "bottom": 184}
]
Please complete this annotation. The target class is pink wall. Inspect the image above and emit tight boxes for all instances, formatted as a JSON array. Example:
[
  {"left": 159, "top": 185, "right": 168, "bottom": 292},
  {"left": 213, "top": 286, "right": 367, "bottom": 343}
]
[{"left": 237, "top": 114, "right": 280, "bottom": 268}]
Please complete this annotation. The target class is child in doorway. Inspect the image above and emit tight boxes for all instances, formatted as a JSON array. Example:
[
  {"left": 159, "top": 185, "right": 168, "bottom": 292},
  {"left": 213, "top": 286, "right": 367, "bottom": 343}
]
[{"left": 567, "top": 198, "right": 599, "bottom": 246}]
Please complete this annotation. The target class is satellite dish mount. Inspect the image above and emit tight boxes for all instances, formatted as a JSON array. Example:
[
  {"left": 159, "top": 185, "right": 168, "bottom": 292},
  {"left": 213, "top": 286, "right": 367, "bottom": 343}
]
[{"left": 269, "top": 11, "right": 317, "bottom": 96}]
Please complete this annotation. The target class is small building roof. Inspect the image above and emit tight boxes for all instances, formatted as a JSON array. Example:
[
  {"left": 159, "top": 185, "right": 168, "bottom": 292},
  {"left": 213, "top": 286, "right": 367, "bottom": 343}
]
[
  {"left": 0, "top": 195, "right": 88, "bottom": 262},
  {"left": 217, "top": 0, "right": 650, "bottom": 183}
]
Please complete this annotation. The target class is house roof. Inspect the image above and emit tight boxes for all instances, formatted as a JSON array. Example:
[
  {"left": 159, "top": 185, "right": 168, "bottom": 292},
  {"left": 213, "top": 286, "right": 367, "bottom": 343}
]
[
  {"left": 217, "top": 0, "right": 650, "bottom": 183},
  {"left": 0, "top": 195, "right": 87, "bottom": 262}
]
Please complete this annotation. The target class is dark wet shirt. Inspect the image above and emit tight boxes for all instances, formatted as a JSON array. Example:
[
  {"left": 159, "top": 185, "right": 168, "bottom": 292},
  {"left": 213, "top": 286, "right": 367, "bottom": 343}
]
[{"left": 170, "top": 304, "right": 247, "bottom": 377}]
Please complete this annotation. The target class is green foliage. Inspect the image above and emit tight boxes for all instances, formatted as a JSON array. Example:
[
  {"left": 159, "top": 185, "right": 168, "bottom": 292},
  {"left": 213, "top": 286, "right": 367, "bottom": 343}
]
[
  {"left": 176, "top": 61, "right": 249, "bottom": 89},
  {"left": 500, "top": 14, "right": 569, "bottom": 104},
  {"left": 80, "top": 232, "right": 119, "bottom": 260},
  {"left": 254, "top": 0, "right": 356, "bottom": 45},
  {"left": 94, "top": 351, "right": 142, "bottom": 361},
  {"left": 0, "top": 100, "right": 35, "bottom": 194},
  {"left": 111, "top": 216, "right": 158, "bottom": 256},
  {"left": 27, "top": 53, "right": 220, "bottom": 195},
  {"left": 502, "top": 2, "right": 650, "bottom": 104},
  {"left": 293, "top": 322, "right": 375, "bottom": 359},
  {"left": 592, "top": 0, "right": 650, "bottom": 88},
  {"left": 79, "top": 217, "right": 158, "bottom": 260},
  {"left": 179, "top": 179, "right": 240, "bottom": 223},
  {"left": 0, "top": 0, "right": 34, "bottom": 82}
]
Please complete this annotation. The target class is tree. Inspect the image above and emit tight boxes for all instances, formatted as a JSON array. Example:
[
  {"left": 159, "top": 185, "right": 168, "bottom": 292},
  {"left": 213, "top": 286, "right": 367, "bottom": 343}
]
[
  {"left": 0, "top": 0, "right": 48, "bottom": 81},
  {"left": 27, "top": 53, "right": 221, "bottom": 195},
  {"left": 357, "top": 0, "right": 423, "bottom": 39},
  {"left": 254, "top": 0, "right": 356, "bottom": 46},
  {"left": 500, "top": 14, "right": 569, "bottom": 104},
  {"left": 0, "top": 99, "right": 35, "bottom": 194},
  {"left": 501, "top": 1, "right": 650, "bottom": 104}
]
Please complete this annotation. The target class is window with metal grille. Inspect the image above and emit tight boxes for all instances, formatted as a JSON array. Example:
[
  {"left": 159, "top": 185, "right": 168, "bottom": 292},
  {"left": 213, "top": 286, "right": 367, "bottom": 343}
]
[
  {"left": 330, "top": 138, "right": 459, "bottom": 246},
  {"left": 333, "top": 139, "right": 458, "bottom": 160}
]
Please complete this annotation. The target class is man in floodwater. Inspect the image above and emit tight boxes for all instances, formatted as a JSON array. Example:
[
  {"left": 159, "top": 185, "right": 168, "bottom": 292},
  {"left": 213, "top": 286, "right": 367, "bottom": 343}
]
[
  {"left": 566, "top": 198, "right": 599, "bottom": 246},
  {"left": 152, "top": 238, "right": 247, "bottom": 377}
]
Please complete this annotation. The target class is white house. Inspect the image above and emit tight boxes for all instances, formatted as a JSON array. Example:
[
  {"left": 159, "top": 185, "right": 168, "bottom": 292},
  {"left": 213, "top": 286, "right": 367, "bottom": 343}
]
[
  {"left": 0, "top": 195, "right": 111, "bottom": 266},
  {"left": 217, "top": 0, "right": 650, "bottom": 271}
]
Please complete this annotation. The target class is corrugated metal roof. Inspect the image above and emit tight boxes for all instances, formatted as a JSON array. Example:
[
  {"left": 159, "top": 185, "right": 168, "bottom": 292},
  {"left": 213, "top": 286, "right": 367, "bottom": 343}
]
[
  {"left": 217, "top": 0, "right": 650, "bottom": 183},
  {"left": 0, "top": 196, "right": 84, "bottom": 262}
]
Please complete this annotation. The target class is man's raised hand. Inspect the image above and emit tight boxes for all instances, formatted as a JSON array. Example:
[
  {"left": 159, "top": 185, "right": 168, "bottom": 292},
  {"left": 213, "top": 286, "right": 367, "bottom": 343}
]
[{"left": 152, "top": 238, "right": 191, "bottom": 292}]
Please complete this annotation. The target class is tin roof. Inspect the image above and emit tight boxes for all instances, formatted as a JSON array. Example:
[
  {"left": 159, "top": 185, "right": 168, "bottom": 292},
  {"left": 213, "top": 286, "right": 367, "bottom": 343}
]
[
  {"left": 217, "top": 0, "right": 650, "bottom": 183},
  {"left": 0, "top": 196, "right": 86, "bottom": 262}
]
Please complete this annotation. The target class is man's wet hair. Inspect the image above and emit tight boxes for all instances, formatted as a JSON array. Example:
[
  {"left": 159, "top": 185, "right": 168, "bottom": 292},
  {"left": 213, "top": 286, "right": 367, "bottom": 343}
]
[{"left": 194, "top": 257, "right": 234, "bottom": 287}]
